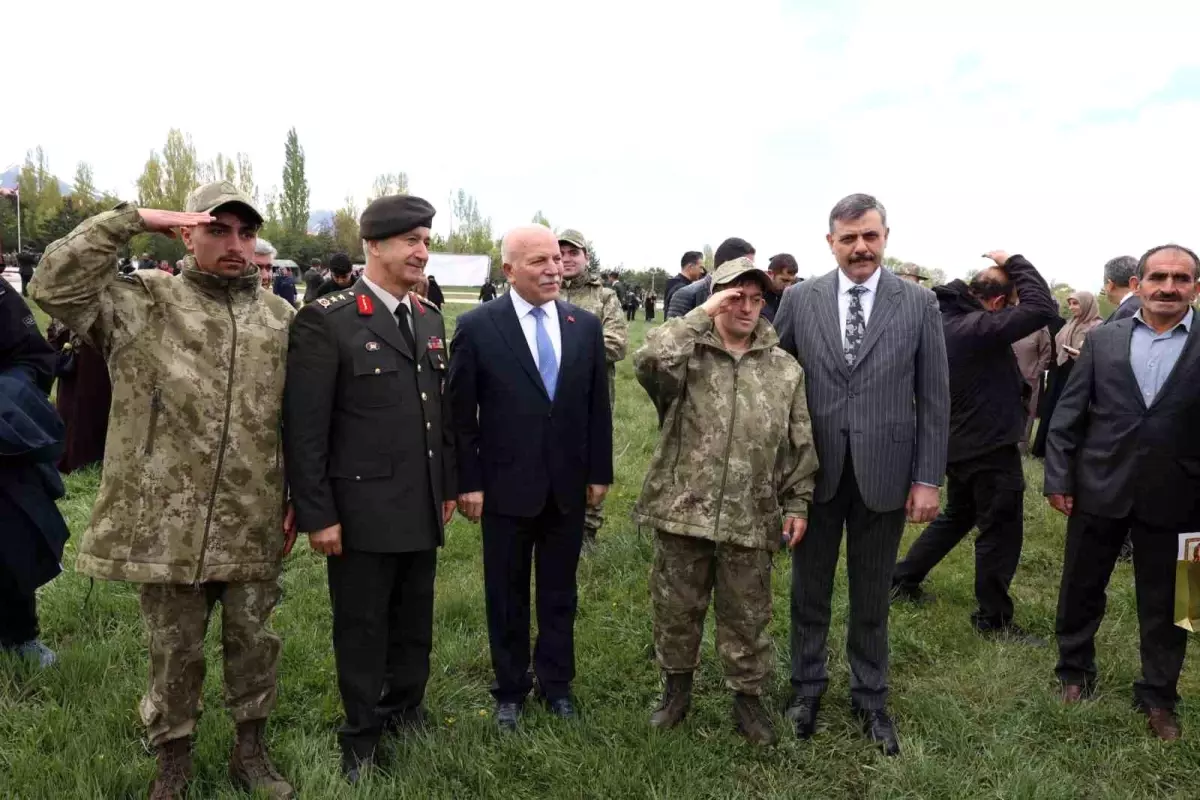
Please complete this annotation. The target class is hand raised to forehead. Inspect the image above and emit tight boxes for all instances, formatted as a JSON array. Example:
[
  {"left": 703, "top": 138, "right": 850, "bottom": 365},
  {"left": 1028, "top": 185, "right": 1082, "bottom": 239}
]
[
  {"left": 700, "top": 287, "right": 744, "bottom": 318},
  {"left": 137, "top": 209, "right": 216, "bottom": 237}
]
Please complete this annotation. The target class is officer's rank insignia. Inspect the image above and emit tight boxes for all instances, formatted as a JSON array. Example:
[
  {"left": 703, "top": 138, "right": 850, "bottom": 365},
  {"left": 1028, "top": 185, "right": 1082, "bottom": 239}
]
[
  {"left": 427, "top": 336, "right": 444, "bottom": 350},
  {"left": 356, "top": 294, "right": 374, "bottom": 315},
  {"left": 317, "top": 298, "right": 332, "bottom": 308},
  {"left": 365, "top": 341, "right": 381, "bottom": 351}
]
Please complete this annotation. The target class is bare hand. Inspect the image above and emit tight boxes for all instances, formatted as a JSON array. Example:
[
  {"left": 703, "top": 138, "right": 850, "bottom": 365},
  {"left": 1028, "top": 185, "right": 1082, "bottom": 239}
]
[
  {"left": 700, "top": 287, "right": 745, "bottom": 318},
  {"left": 457, "top": 492, "right": 484, "bottom": 523},
  {"left": 442, "top": 500, "right": 457, "bottom": 525},
  {"left": 906, "top": 484, "right": 940, "bottom": 524},
  {"left": 782, "top": 516, "right": 807, "bottom": 549},
  {"left": 282, "top": 504, "right": 297, "bottom": 557},
  {"left": 587, "top": 484, "right": 609, "bottom": 505},
  {"left": 138, "top": 209, "right": 214, "bottom": 237},
  {"left": 1048, "top": 494, "right": 1074, "bottom": 517},
  {"left": 983, "top": 250, "right": 1011, "bottom": 267},
  {"left": 309, "top": 523, "right": 343, "bottom": 557}
]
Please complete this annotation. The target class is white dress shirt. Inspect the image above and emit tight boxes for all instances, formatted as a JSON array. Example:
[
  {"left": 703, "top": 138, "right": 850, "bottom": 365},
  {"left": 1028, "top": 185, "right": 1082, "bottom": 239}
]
[
  {"left": 510, "top": 288, "right": 562, "bottom": 368},
  {"left": 360, "top": 274, "right": 413, "bottom": 335},
  {"left": 1118, "top": 291, "right": 1135, "bottom": 307},
  {"left": 837, "top": 266, "right": 883, "bottom": 348}
]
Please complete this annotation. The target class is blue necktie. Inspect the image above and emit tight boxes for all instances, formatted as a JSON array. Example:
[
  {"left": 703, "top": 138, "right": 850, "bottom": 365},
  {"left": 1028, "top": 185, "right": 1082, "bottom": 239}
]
[{"left": 531, "top": 306, "right": 559, "bottom": 400}]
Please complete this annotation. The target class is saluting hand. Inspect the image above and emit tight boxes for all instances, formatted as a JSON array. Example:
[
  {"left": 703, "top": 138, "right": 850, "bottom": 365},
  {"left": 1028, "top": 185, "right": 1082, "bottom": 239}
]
[
  {"left": 137, "top": 209, "right": 215, "bottom": 238},
  {"left": 700, "top": 287, "right": 745, "bottom": 318},
  {"left": 310, "top": 523, "right": 343, "bottom": 556}
]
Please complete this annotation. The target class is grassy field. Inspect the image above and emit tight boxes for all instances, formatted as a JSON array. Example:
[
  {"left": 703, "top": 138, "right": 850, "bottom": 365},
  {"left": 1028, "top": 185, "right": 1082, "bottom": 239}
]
[{"left": 2, "top": 308, "right": 1197, "bottom": 799}]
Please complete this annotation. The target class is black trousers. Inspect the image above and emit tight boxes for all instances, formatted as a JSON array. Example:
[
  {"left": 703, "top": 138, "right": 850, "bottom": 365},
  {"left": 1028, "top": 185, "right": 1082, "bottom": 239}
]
[
  {"left": 327, "top": 548, "right": 437, "bottom": 759},
  {"left": 0, "top": 567, "right": 38, "bottom": 647},
  {"left": 482, "top": 500, "right": 585, "bottom": 703},
  {"left": 1055, "top": 511, "right": 1187, "bottom": 710},
  {"left": 790, "top": 453, "right": 906, "bottom": 709},
  {"left": 893, "top": 445, "right": 1025, "bottom": 628}
]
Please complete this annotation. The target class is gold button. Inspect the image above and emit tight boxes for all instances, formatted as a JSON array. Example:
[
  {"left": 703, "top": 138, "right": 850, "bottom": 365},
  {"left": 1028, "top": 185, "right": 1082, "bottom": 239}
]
[{"left": 421, "top": 392, "right": 427, "bottom": 401}]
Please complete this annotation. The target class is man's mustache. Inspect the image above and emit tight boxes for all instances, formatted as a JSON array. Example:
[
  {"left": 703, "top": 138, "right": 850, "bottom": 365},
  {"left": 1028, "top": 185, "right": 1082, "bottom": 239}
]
[
  {"left": 850, "top": 254, "right": 875, "bottom": 263},
  {"left": 1150, "top": 293, "right": 1183, "bottom": 302}
]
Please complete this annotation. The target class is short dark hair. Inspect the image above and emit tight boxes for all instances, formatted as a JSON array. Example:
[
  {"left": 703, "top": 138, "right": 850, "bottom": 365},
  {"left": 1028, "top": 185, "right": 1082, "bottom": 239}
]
[
  {"left": 1136, "top": 244, "right": 1200, "bottom": 279},
  {"left": 329, "top": 252, "right": 352, "bottom": 275},
  {"left": 1102, "top": 256, "right": 1137, "bottom": 287},
  {"left": 681, "top": 251, "right": 703, "bottom": 269},
  {"left": 968, "top": 269, "right": 1013, "bottom": 301},
  {"left": 767, "top": 253, "right": 798, "bottom": 275},
  {"left": 714, "top": 238, "right": 755, "bottom": 269},
  {"left": 829, "top": 193, "right": 887, "bottom": 234}
]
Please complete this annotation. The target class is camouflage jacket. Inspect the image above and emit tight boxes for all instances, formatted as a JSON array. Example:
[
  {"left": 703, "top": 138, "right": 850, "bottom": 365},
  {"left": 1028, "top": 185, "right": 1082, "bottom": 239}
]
[
  {"left": 29, "top": 204, "right": 295, "bottom": 583},
  {"left": 563, "top": 273, "right": 627, "bottom": 403},
  {"left": 633, "top": 307, "right": 818, "bottom": 551}
]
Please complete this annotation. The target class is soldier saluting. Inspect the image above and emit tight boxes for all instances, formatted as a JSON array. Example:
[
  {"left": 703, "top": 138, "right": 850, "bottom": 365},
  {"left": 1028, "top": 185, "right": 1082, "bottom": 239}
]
[
  {"left": 29, "top": 182, "right": 297, "bottom": 800},
  {"left": 282, "top": 195, "right": 456, "bottom": 782}
]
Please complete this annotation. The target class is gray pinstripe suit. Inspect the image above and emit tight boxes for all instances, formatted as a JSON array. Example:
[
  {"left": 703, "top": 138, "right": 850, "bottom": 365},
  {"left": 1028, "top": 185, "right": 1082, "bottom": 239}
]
[{"left": 775, "top": 266, "right": 949, "bottom": 708}]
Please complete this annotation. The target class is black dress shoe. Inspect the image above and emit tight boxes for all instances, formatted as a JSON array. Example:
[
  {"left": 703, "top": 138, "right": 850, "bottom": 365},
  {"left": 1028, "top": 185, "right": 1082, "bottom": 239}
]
[
  {"left": 341, "top": 753, "right": 374, "bottom": 785},
  {"left": 543, "top": 697, "right": 577, "bottom": 720},
  {"left": 854, "top": 708, "right": 900, "bottom": 756},
  {"left": 890, "top": 583, "right": 936, "bottom": 607},
  {"left": 382, "top": 706, "right": 429, "bottom": 735},
  {"left": 496, "top": 702, "right": 523, "bottom": 731},
  {"left": 783, "top": 695, "right": 821, "bottom": 739}
]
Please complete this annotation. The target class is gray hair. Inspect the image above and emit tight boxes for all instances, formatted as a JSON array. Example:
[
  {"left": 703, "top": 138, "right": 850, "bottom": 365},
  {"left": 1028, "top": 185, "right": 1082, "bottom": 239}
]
[
  {"left": 501, "top": 224, "right": 555, "bottom": 264},
  {"left": 829, "top": 193, "right": 887, "bottom": 233},
  {"left": 255, "top": 238, "right": 277, "bottom": 259},
  {"left": 1102, "top": 255, "right": 1137, "bottom": 288},
  {"left": 1136, "top": 244, "right": 1200, "bottom": 279}
]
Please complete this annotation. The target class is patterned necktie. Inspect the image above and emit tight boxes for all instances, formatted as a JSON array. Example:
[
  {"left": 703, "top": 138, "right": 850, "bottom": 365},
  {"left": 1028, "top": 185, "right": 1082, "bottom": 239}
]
[
  {"left": 395, "top": 303, "right": 416, "bottom": 355},
  {"left": 844, "top": 285, "right": 868, "bottom": 367},
  {"left": 530, "top": 306, "right": 559, "bottom": 400}
]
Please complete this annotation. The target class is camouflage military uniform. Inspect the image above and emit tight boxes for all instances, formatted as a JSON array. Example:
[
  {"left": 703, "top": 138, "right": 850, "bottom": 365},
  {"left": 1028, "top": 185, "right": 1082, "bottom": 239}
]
[
  {"left": 633, "top": 305, "right": 818, "bottom": 695},
  {"left": 30, "top": 203, "right": 295, "bottom": 745},
  {"left": 561, "top": 270, "right": 627, "bottom": 537}
]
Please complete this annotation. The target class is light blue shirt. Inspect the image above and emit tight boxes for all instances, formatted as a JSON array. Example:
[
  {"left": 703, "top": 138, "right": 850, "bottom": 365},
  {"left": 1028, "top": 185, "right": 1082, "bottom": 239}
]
[
  {"left": 509, "top": 288, "right": 562, "bottom": 369},
  {"left": 1129, "top": 308, "right": 1193, "bottom": 405}
]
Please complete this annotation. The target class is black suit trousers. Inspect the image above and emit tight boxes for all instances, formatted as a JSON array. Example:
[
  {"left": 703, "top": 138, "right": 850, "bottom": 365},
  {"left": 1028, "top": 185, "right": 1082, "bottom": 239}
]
[
  {"left": 1055, "top": 511, "right": 1187, "bottom": 710},
  {"left": 789, "top": 451, "right": 906, "bottom": 710},
  {"left": 893, "top": 445, "right": 1025, "bottom": 628},
  {"left": 0, "top": 566, "right": 37, "bottom": 646},
  {"left": 327, "top": 548, "right": 437, "bottom": 759},
  {"left": 482, "top": 499, "right": 585, "bottom": 703}
]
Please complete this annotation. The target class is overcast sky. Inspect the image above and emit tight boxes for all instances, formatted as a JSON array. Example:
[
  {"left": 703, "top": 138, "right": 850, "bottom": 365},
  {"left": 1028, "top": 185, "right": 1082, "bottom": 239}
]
[{"left": 6, "top": 0, "right": 1198, "bottom": 289}]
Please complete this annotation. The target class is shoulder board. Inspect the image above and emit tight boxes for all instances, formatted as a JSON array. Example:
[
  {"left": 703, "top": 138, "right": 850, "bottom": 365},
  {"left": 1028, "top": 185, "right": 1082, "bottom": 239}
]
[
  {"left": 415, "top": 295, "right": 442, "bottom": 314},
  {"left": 309, "top": 291, "right": 358, "bottom": 312}
]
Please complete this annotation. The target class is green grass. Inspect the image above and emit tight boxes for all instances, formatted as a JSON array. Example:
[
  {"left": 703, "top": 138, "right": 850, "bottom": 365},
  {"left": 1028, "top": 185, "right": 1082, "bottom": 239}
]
[{"left": 2, "top": 311, "right": 1198, "bottom": 799}]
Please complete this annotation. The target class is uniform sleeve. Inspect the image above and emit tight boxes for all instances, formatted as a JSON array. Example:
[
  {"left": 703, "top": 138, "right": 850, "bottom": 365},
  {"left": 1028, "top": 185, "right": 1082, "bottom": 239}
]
[
  {"left": 28, "top": 204, "right": 153, "bottom": 359},
  {"left": 778, "top": 368, "right": 819, "bottom": 519},
  {"left": 634, "top": 307, "right": 710, "bottom": 406},
  {"left": 600, "top": 289, "right": 628, "bottom": 364},
  {"left": 282, "top": 307, "right": 341, "bottom": 532},
  {"left": 448, "top": 315, "right": 482, "bottom": 494}
]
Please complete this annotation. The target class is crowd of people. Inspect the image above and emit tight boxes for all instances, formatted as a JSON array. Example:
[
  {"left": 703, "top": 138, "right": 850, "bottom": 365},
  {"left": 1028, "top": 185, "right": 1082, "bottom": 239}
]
[{"left": 2, "top": 179, "right": 1197, "bottom": 798}]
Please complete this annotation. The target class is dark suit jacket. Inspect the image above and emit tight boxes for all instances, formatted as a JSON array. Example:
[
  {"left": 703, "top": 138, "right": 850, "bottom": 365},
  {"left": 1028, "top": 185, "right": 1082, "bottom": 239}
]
[
  {"left": 774, "top": 267, "right": 950, "bottom": 512},
  {"left": 283, "top": 280, "right": 455, "bottom": 552},
  {"left": 448, "top": 292, "right": 613, "bottom": 518},
  {"left": 1044, "top": 317, "right": 1200, "bottom": 530},
  {"left": 1106, "top": 295, "right": 1141, "bottom": 323}
]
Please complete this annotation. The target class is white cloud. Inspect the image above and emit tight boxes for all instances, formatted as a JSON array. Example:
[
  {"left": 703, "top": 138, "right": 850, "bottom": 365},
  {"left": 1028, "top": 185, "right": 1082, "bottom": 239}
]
[{"left": 5, "top": 0, "right": 1199, "bottom": 289}]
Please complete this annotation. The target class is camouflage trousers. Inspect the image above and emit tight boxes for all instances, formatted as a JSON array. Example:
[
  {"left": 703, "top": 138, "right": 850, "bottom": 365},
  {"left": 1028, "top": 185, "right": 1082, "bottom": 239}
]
[
  {"left": 650, "top": 531, "right": 773, "bottom": 695},
  {"left": 139, "top": 580, "right": 282, "bottom": 746}
]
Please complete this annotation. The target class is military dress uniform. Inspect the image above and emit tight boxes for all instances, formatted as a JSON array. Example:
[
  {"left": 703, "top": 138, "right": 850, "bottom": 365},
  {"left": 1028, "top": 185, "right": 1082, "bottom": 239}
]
[
  {"left": 282, "top": 195, "right": 455, "bottom": 770},
  {"left": 558, "top": 230, "right": 627, "bottom": 542}
]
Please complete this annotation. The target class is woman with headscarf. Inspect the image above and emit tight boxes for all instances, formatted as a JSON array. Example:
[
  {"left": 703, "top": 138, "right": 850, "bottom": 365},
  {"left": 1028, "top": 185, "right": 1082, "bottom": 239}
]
[{"left": 1032, "top": 291, "right": 1103, "bottom": 457}]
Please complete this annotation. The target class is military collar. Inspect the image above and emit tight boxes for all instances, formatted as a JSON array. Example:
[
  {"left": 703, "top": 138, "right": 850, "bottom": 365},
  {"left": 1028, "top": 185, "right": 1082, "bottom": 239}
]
[
  {"left": 180, "top": 256, "right": 261, "bottom": 300},
  {"left": 563, "top": 272, "right": 602, "bottom": 291}
]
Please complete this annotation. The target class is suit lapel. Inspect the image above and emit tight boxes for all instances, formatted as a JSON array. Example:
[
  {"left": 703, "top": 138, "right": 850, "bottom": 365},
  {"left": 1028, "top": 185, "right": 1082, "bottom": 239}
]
[
  {"left": 853, "top": 269, "right": 901, "bottom": 369},
  {"left": 490, "top": 293, "right": 550, "bottom": 401},
  {"left": 410, "top": 293, "right": 429, "bottom": 363},
  {"left": 1115, "top": 322, "right": 1148, "bottom": 412},
  {"left": 356, "top": 281, "right": 411, "bottom": 359},
  {"left": 1148, "top": 319, "right": 1200, "bottom": 411},
  {"left": 556, "top": 300, "right": 578, "bottom": 395},
  {"left": 814, "top": 272, "right": 850, "bottom": 378}
]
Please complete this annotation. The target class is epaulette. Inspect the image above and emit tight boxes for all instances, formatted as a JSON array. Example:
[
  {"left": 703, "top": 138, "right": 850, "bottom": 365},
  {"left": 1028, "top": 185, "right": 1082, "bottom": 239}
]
[
  {"left": 415, "top": 294, "right": 442, "bottom": 315},
  {"left": 310, "top": 290, "right": 358, "bottom": 312}
]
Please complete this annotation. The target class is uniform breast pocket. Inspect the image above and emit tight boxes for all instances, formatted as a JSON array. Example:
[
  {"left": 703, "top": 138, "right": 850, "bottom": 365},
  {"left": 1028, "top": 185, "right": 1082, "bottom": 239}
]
[{"left": 351, "top": 356, "right": 402, "bottom": 407}]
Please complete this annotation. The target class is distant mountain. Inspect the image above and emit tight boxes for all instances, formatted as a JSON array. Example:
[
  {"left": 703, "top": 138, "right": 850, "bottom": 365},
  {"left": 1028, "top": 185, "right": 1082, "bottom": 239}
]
[
  {"left": 308, "top": 209, "right": 334, "bottom": 233},
  {"left": 0, "top": 165, "right": 73, "bottom": 195}
]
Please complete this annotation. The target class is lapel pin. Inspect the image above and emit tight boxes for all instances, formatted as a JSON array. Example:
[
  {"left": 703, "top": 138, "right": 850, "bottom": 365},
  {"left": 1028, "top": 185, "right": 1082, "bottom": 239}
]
[
  {"left": 365, "top": 341, "right": 381, "bottom": 351},
  {"left": 567, "top": 315, "right": 576, "bottom": 323}
]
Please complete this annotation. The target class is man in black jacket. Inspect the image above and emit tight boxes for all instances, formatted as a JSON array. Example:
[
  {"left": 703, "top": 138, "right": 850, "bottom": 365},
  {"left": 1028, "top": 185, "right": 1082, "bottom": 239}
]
[
  {"left": 664, "top": 251, "right": 703, "bottom": 310},
  {"left": 892, "top": 251, "right": 1058, "bottom": 641},
  {"left": 666, "top": 238, "right": 755, "bottom": 319},
  {"left": 283, "top": 195, "right": 456, "bottom": 780},
  {"left": 314, "top": 253, "right": 356, "bottom": 300},
  {"left": 1045, "top": 244, "right": 1200, "bottom": 740},
  {"left": 1102, "top": 254, "right": 1141, "bottom": 323}
]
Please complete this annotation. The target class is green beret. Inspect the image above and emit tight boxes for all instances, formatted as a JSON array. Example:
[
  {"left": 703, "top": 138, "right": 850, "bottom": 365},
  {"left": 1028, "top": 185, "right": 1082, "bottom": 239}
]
[{"left": 360, "top": 195, "right": 436, "bottom": 241}]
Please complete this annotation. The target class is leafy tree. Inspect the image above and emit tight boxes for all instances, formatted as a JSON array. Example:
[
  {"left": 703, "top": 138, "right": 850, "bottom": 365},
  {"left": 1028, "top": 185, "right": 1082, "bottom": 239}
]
[
  {"left": 137, "top": 152, "right": 165, "bottom": 207},
  {"left": 15, "top": 147, "right": 63, "bottom": 246},
  {"left": 236, "top": 153, "right": 257, "bottom": 202},
  {"left": 161, "top": 129, "right": 199, "bottom": 210},
  {"left": 72, "top": 162, "right": 97, "bottom": 202},
  {"left": 280, "top": 128, "right": 311, "bottom": 234},
  {"left": 370, "top": 172, "right": 409, "bottom": 200},
  {"left": 531, "top": 210, "right": 551, "bottom": 228},
  {"left": 587, "top": 241, "right": 601, "bottom": 273},
  {"left": 702, "top": 244, "right": 714, "bottom": 271},
  {"left": 333, "top": 196, "right": 362, "bottom": 259},
  {"left": 446, "top": 189, "right": 500, "bottom": 279}
]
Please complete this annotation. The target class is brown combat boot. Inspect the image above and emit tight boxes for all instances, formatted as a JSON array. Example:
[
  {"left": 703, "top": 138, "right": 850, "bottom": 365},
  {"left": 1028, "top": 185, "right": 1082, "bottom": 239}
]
[
  {"left": 649, "top": 672, "right": 693, "bottom": 729},
  {"left": 229, "top": 720, "right": 294, "bottom": 799},
  {"left": 148, "top": 736, "right": 193, "bottom": 800},
  {"left": 732, "top": 693, "right": 778, "bottom": 746}
]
